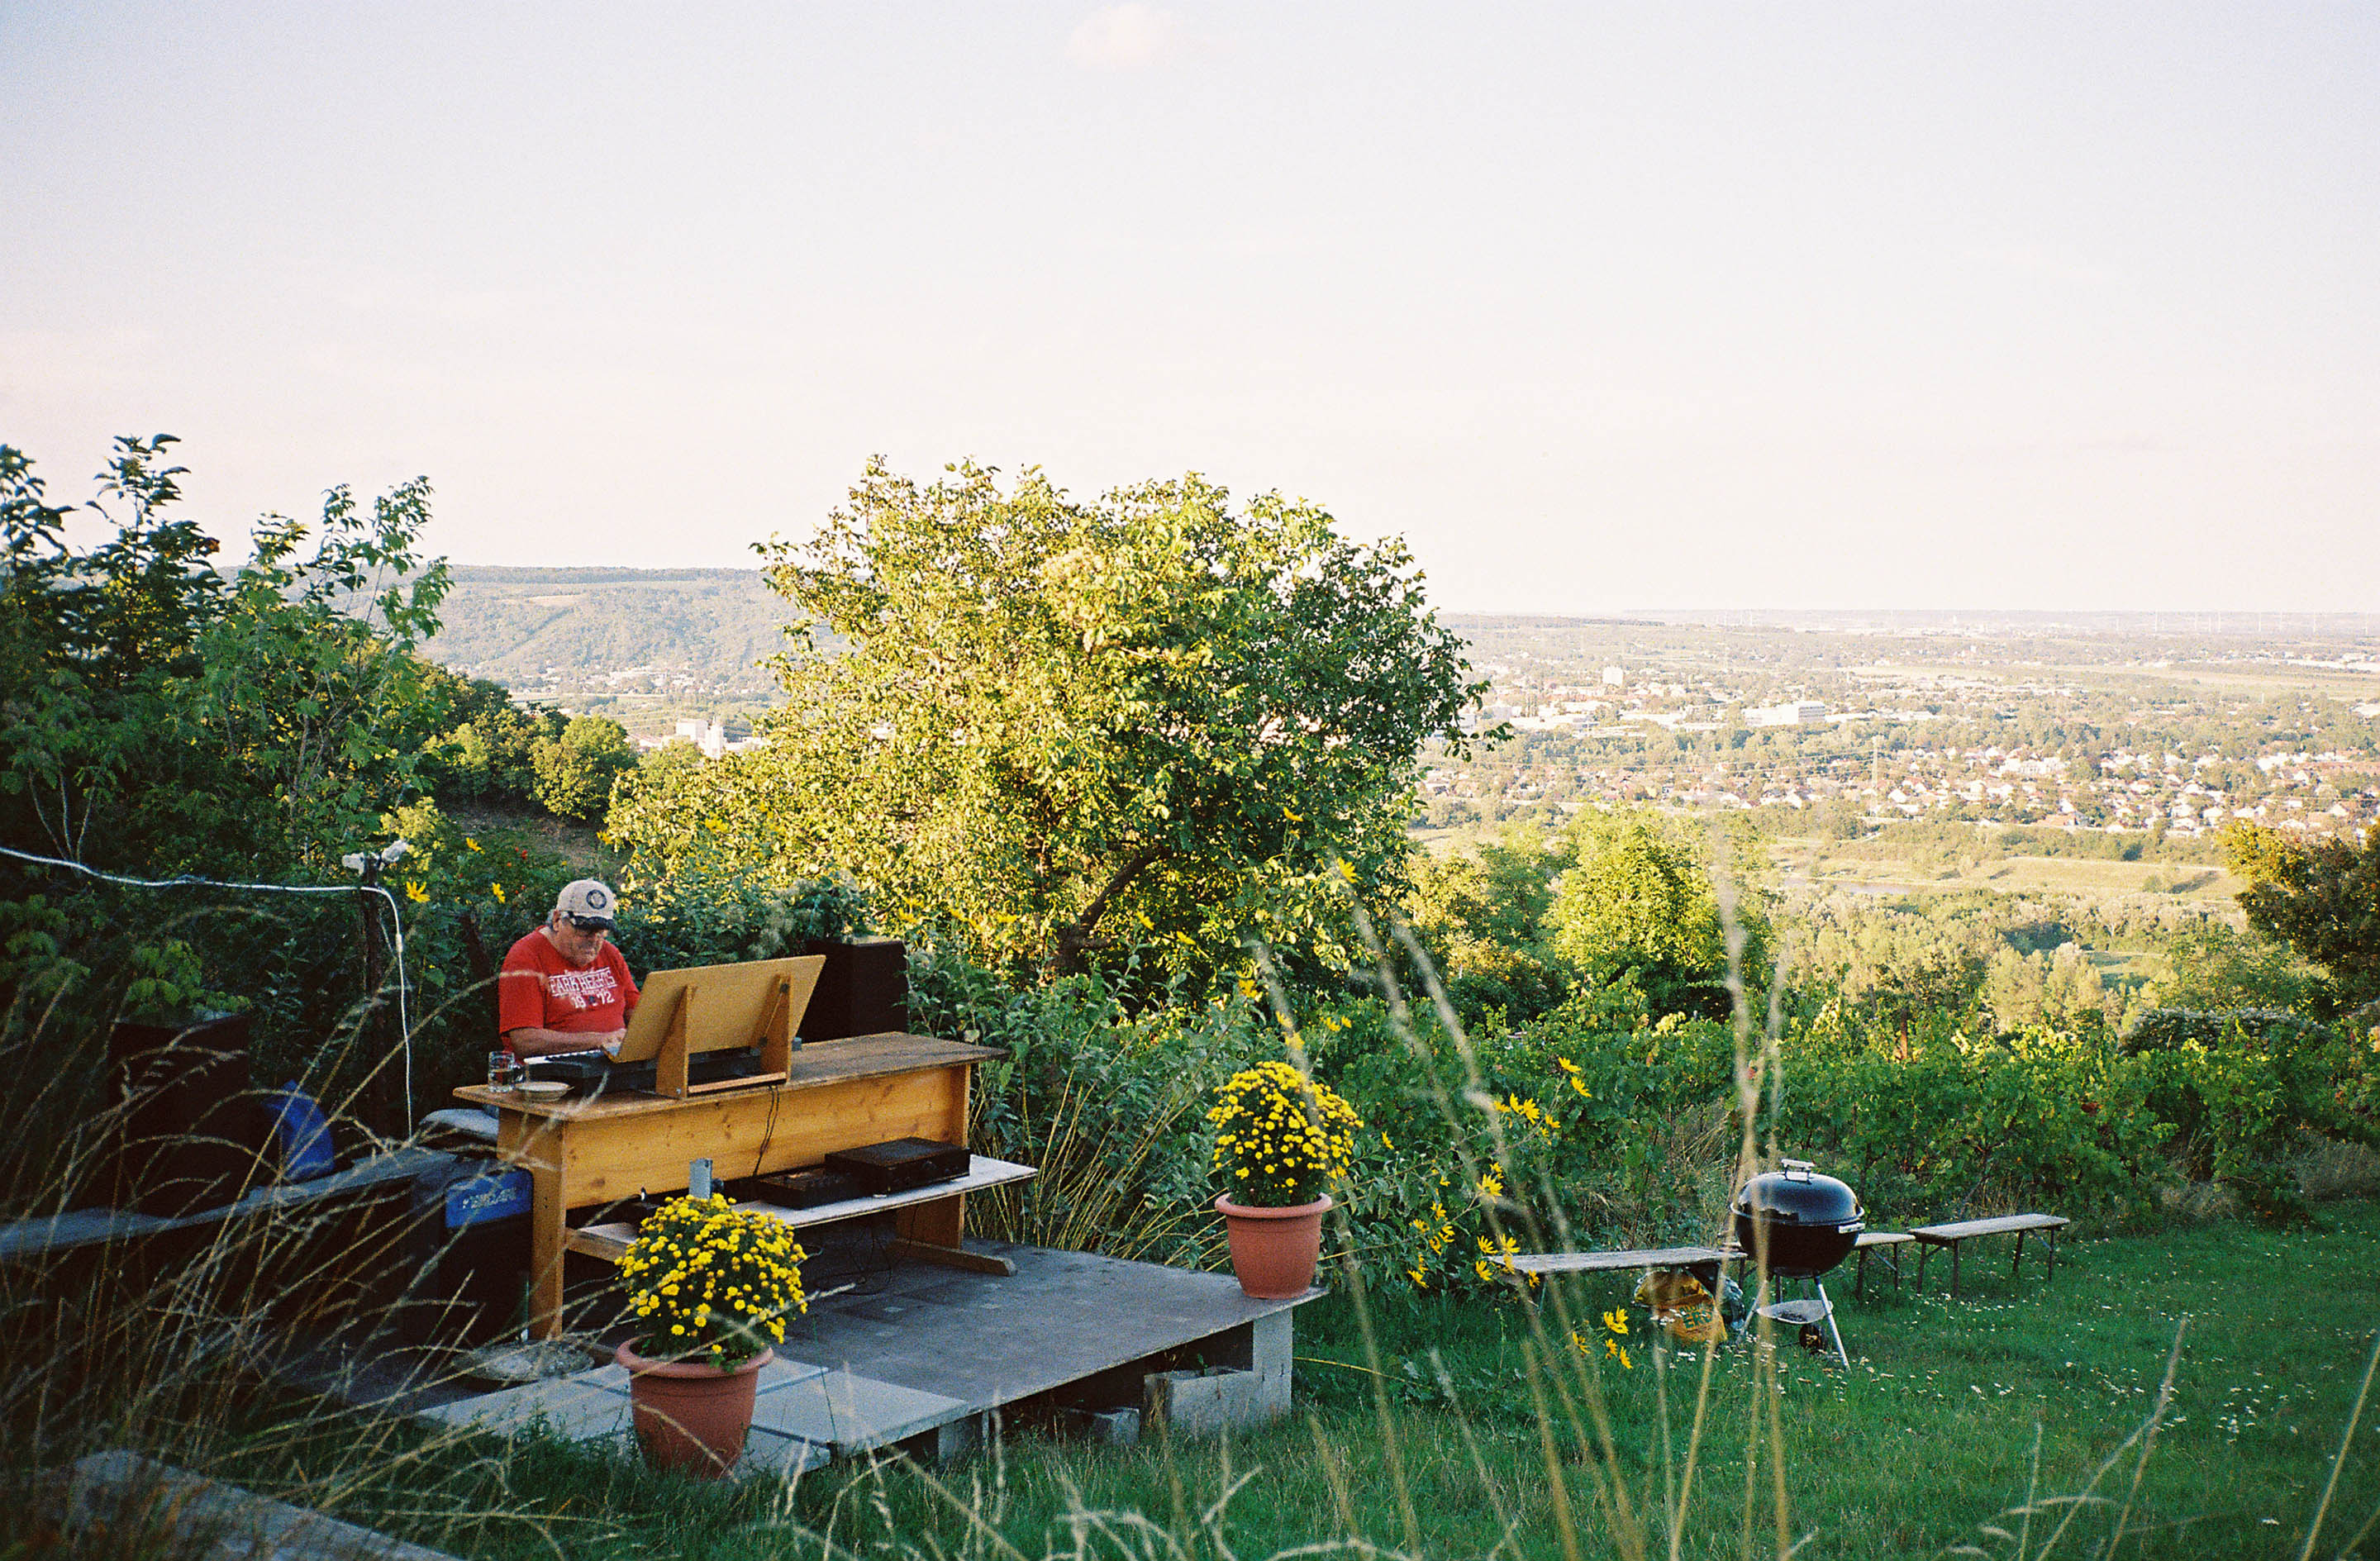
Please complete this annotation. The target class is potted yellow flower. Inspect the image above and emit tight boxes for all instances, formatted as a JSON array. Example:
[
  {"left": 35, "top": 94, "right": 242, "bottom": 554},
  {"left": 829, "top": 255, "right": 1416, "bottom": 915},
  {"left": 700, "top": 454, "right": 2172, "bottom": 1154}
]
[
  {"left": 1207, "top": 1059, "right": 1362, "bottom": 1297},
  {"left": 615, "top": 1193, "right": 808, "bottom": 1476}
]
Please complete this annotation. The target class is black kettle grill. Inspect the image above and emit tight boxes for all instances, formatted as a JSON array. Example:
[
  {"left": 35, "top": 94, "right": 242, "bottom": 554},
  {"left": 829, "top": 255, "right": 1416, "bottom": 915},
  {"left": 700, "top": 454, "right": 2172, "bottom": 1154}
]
[{"left": 1730, "top": 1159, "right": 1864, "bottom": 1367}]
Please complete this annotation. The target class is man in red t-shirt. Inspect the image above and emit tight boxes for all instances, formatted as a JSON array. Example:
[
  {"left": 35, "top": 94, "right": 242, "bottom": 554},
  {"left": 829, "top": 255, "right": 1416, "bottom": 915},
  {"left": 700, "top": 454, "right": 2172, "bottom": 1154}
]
[{"left": 499, "top": 879, "right": 640, "bottom": 1058}]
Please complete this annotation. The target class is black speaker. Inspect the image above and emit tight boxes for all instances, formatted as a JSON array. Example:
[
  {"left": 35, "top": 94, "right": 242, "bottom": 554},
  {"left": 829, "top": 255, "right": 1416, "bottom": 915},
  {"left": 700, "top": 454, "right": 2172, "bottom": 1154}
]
[
  {"left": 800, "top": 936, "right": 908, "bottom": 1040},
  {"left": 108, "top": 1011, "right": 273, "bottom": 1218}
]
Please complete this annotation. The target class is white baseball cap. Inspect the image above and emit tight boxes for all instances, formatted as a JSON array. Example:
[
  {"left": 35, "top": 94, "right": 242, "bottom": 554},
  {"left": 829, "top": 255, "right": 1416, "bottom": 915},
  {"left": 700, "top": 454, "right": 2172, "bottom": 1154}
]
[{"left": 555, "top": 879, "right": 618, "bottom": 929}]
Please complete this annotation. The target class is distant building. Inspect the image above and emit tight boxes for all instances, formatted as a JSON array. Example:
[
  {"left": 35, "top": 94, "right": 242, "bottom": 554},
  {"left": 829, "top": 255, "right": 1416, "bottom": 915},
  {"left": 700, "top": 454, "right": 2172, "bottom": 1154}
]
[
  {"left": 1602, "top": 666, "right": 1625, "bottom": 688},
  {"left": 1748, "top": 701, "right": 1827, "bottom": 728},
  {"left": 674, "top": 717, "right": 728, "bottom": 759}
]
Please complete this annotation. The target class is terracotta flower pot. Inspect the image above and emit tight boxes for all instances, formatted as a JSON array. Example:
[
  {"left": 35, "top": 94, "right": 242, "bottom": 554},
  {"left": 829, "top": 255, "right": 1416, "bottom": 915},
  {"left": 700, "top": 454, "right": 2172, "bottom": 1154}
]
[
  {"left": 616, "top": 1340, "right": 773, "bottom": 1477},
  {"left": 1215, "top": 1193, "right": 1332, "bottom": 1299}
]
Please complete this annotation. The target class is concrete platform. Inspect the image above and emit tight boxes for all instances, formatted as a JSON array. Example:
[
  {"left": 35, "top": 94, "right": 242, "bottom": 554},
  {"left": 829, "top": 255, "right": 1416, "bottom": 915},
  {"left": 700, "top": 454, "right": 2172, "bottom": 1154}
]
[{"left": 412, "top": 1239, "right": 1319, "bottom": 1468}]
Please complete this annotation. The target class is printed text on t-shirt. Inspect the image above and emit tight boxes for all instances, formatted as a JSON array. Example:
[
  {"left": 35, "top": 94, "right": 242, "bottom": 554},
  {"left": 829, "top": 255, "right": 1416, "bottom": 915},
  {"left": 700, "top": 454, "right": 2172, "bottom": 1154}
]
[{"left": 548, "top": 967, "right": 618, "bottom": 1008}]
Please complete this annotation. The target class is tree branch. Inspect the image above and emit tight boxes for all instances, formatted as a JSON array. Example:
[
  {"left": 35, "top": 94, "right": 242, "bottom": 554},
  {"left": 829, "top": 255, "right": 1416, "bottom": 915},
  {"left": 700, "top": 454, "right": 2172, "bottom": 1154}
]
[{"left": 1054, "top": 840, "right": 1166, "bottom": 975}]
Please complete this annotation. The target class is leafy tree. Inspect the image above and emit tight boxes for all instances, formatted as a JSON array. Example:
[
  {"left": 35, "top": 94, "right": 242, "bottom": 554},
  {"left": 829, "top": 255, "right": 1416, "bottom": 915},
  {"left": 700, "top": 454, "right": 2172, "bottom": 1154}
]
[
  {"left": 1544, "top": 809, "right": 1769, "bottom": 1020},
  {"left": 1, "top": 438, "right": 459, "bottom": 1156},
  {"left": 530, "top": 714, "right": 635, "bottom": 822},
  {"left": 407, "top": 664, "right": 561, "bottom": 807},
  {"left": 2222, "top": 821, "right": 2380, "bottom": 1009},
  {"left": 0, "top": 436, "right": 448, "bottom": 875},
  {"left": 2139, "top": 923, "right": 2329, "bottom": 1015},
  {"left": 608, "top": 459, "right": 1483, "bottom": 981},
  {"left": 1406, "top": 824, "right": 1570, "bottom": 1021}
]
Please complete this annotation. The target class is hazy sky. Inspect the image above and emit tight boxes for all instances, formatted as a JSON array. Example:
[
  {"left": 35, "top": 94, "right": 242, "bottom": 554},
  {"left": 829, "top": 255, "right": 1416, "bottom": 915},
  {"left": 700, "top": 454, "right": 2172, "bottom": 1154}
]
[{"left": 4, "top": 3, "right": 2375, "bottom": 612}]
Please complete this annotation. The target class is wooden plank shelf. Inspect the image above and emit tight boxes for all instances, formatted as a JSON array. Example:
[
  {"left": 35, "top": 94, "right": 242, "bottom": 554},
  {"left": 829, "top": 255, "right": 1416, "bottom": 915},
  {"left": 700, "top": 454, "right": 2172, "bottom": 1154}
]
[{"left": 570, "top": 1155, "right": 1039, "bottom": 1264}]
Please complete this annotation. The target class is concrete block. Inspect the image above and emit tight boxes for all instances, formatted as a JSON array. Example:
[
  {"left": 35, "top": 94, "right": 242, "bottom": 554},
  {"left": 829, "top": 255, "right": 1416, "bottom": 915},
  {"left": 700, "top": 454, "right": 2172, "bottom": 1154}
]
[
  {"left": 1059, "top": 1406, "right": 1141, "bottom": 1447},
  {"left": 925, "top": 1411, "right": 989, "bottom": 1463},
  {"left": 1155, "top": 1308, "right": 1292, "bottom": 1426},
  {"left": 1145, "top": 1367, "right": 1268, "bottom": 1437}
]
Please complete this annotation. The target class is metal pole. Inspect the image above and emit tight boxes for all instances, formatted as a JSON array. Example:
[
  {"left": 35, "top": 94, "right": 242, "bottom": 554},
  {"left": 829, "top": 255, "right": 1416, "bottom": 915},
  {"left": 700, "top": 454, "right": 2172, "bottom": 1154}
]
[{"left": 357, "top": 857, "right": 392, "bottom": 1135}]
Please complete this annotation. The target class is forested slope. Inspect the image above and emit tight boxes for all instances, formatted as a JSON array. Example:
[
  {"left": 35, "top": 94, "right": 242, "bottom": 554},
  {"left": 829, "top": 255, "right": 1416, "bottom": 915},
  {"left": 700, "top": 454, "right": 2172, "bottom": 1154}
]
[{"left": 417, "top": 566, "right": 791, "bottom": 692}]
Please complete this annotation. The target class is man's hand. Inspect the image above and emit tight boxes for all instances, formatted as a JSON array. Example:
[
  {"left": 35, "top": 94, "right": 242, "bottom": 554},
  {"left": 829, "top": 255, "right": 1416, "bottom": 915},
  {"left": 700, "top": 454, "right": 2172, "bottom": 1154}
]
[{"left": 507, "top": 1026, "right": 624, "bottom": 1059}]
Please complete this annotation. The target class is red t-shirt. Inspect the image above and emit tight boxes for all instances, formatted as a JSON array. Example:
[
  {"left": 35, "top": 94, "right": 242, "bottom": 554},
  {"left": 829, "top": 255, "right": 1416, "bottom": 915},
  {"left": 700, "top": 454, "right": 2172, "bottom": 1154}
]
[{"left": 498, "top": 930, "right": 639, "bottom": 1045}]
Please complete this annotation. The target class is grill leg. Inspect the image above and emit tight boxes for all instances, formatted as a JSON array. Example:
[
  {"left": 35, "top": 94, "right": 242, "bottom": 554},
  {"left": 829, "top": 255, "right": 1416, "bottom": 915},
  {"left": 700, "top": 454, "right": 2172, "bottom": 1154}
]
[{"left": 1818, "top": 1281, "right": 1849, "bottom": 1370}]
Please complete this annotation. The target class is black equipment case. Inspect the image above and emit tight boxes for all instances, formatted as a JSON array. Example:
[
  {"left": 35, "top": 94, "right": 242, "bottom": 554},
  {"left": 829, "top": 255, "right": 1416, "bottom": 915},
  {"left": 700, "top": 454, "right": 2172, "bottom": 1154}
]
[{"left": 821, "top": 1138, "right": 970, "bottom": 1196}]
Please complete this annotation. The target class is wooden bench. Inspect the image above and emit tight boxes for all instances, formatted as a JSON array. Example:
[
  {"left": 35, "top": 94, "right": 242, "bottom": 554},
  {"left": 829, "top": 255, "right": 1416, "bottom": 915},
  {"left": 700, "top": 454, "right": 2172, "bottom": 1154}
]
[
  {"left": 1507, "top": 1244, "right": 1734, "bottom": 1278},
  {"left": 1908, "top": 1213, "right": 2068, "bottom": 1298},
  {"left": 1852, "top": 1231, "right": 1914, "bottom": 1302},
  {"left": 566, "top": 1155, "right": 1040, "bottom": 1273}
]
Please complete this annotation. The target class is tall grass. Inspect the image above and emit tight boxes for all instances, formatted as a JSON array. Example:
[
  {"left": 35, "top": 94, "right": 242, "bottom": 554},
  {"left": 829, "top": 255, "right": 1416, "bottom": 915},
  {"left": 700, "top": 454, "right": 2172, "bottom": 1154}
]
[{"left": 2, "top": 873, "right": 2376, "bottom": 1560}]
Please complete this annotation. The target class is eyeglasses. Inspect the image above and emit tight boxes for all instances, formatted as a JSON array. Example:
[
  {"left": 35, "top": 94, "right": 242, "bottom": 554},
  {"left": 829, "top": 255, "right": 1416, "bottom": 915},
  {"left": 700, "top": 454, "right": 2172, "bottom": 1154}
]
[{"left": 564, "top": 916, "right": 613, "bottom": 934}]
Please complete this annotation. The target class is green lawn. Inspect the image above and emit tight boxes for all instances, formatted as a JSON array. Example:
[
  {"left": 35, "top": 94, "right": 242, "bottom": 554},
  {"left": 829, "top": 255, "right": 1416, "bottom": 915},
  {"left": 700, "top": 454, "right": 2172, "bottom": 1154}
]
[
  {"left": 49, "top": 1205, "right": 2373, "bottom": 1561},
  {"left": 334, "top": 1202, "right": 2380, "bottom": 1561}
]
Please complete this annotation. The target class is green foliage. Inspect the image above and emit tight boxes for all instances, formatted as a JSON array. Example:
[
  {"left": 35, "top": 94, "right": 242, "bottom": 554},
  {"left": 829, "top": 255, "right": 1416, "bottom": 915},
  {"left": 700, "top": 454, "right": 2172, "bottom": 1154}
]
[
  {"left": 416, "top": 565, "right": 792, "bottom": 695},
  {"left": 1545, "top": 809, "right": 1769, "bottom": 1021},
  {"left": 411, "top": 666, "right": 561, "bottom": 807},
  {"left": 1981, "top": 943, "right": 2118, "bottom": 1032},
  {"left": 2138, "top": 924, "right": 2328, "bottom": 1014},
  {"left": 1404, "top": 826, "right": 1571, "bottom": 1022},
  {"left": 915, "top": 949, "right": 1281, "bottom": 1264},
  {"left": 612, "top": 854, "right": 870, "bottom": 976},
  {"left": 609, "top": 459, "right": 1484, "bottom": 985},
  {"left": 2224, "top": 820, "right": 2380, "bottom": 1008},
  {"left": 0, "top": 437, "right": 449, "bottom": 876},
  {"left": 0, "top": 439, "right": 465, "bottom": 1147},
  {"left": 529, "top": 714, "right": 636, "bottom": 822}
]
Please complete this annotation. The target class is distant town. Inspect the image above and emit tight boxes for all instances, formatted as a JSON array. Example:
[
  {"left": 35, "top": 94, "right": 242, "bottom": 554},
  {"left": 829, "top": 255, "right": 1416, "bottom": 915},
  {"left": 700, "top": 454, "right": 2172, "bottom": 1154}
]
[
  {"left": 416, "top": 572, "right": 2380, "bottom": 850},
  {"left": 1426, "top": 617, "right": 2380, "bottom": 845}
]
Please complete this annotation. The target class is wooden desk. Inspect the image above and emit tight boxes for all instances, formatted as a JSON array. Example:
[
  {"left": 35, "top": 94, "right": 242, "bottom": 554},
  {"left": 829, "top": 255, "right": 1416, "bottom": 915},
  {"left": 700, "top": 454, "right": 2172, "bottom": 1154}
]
[{"left": 455, "top": 1032, "right": 1004, "bottom": 1338}]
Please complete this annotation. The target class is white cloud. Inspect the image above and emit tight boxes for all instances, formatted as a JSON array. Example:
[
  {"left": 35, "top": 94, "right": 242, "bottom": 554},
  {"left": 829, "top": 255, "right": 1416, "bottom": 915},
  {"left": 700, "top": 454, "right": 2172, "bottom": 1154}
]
[{"left": 1065, "top": 4, "right": 1179, "bottom": 72}]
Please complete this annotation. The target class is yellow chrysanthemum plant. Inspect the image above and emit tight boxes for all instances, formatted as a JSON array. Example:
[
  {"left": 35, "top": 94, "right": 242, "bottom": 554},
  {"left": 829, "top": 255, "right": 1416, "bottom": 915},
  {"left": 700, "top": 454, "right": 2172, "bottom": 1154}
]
[
  {"left": 619, "top": 1194, "right": 809, "bottom": 1368},
  {"left": 1207, "top": 1059, "right": 1364, "bottom": 1208}
]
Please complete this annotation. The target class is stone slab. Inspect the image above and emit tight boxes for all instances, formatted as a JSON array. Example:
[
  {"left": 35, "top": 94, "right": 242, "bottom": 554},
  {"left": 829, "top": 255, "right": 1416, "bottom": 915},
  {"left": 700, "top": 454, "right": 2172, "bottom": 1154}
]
[
  {"left": 787, "top": 1240, "right": 1316, "bottom": 1411},
  {"left": 404, "top": 1242, "right": 1320, "bottom": 1465},
  {"left": 1507, "top": 1244, "right": 1732, "bottom": 1277},
  {"left": 0, "top": 1149, "right": 453, "bottom": 1264},
  {"left": 749, "top": 1368, "right": 973, "bottom": 1454},
  {"left": 418, "top": 1362, "right": 835, "bottom": 1476},
  {"left": 736, "top": 1426, "right": 832, "bottom": 1477},
  {"left": 59, "top": 1450, "right": 460, "bottom": 1560},
  {"left": 414, "top": 1374, "right": 633, "bottom": 1442}
]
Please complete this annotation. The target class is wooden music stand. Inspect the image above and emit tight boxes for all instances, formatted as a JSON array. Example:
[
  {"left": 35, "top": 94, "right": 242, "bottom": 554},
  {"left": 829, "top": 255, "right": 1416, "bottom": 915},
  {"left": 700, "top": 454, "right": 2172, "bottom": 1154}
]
[{"left": 614, "top": 955, "right": 825, "bottom": 1100}]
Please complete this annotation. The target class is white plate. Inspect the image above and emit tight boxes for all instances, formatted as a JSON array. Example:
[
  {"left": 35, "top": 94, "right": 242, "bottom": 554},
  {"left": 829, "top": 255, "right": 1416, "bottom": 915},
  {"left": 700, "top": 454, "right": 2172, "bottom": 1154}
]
[{"left": 515, "top": 1079, "right": 570, "bottom": 1098}]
